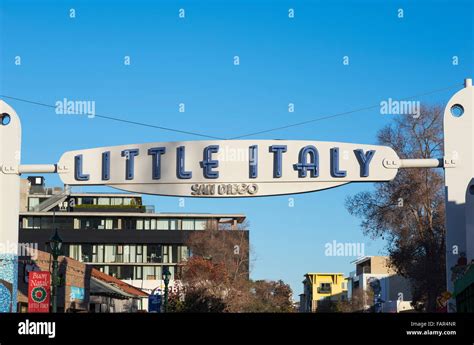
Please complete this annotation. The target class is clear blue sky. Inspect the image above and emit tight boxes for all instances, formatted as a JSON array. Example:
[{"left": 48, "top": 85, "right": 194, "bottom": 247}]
[{"left": 1, "top": 0, "right": 473, "bottom": 297}]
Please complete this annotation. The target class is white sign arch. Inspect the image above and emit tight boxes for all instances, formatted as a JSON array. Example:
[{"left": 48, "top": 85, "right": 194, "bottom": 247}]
[{"left": 0, "top": 79, "right": 472, "bottom": 312}]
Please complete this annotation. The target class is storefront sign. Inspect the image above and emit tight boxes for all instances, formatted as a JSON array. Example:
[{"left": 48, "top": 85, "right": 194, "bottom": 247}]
[
  {"left": 148, "top": 294, "right": 162, "bottom": 313},
  {"left": 69, "top": 286, "right": 85, "bottom": 301},
  {"left": 28, "top": 271, "right": 50, "bottom": 313},
  {"left": 58, "top": 140, "right": 399, "bottom": 197}
]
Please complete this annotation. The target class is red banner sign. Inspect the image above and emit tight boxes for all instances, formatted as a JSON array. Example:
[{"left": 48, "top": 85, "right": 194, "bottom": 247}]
[{"left": 28, "top": 271, "right": 50, "bottom": 313}]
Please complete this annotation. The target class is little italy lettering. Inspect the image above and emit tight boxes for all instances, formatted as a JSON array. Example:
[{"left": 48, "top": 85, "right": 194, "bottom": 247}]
[{"left": 58, "top": 140, "right": 400, "bottom": 197}]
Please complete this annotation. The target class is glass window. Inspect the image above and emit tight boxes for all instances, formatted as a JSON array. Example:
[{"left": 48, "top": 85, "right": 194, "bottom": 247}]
[
  {"left": 120, "top": 266, "right": 133, "bottom": 280},
  {"left": 98, "top": 245, "right": 104, "bottom": 262},
  {"left": 123, "top": 245, "right": 130, "bottom": 263},
  {"left": 147, "top": 245, "right": 162, "bottom": 263},
  {"left": 178, "top": 246, "right": 189, "bottom": 262},
  {"left": 98, "top": 197, "right": 109, "bottom": 205},
  {"left": 104, "top": 245, "right": 115, "bottom": 263},
  {"left": 136, "top": 219, "right": 143, "bottom": 230},
  {"left": 73, "top": 218, "right": 80, "bottom": 229},
  {"left": 28, "top": 197, "right": 40, "bottom": 211},
  {"left": 170, "top": 219, "right": 179, "bottom": 230},
  {"left": 157, "top": 220, "right": 169, "bottom": 230},
  {"left": 82, "top": 244, "right": 92, "bottom": 262},
  {"left": 124, "top": 218, "right": 133, "bottom": 230},
  {"left": 195, "top": 220, "right": 207, "bottom": 230},
  {"left": 168, "top": 266, "right": 175, "bottom": 280},
  {"left": 163, "top": 246, "right": 171, "bottom": 263},
  {"left": 155, "top": 266, "right": 162, "bottom": 280},
  {"left": 144, "top": 219, "right": 150, "bottom": 230},
  {"left": 108, "top": 265, "right": 118, "bottom": 278},
  {"left": 150, "top": 219, "right": 156, "bottom": 230},
  {"left": 144, "top": 266, "right": 156, "bottom": 280},
  {"left": 123, "top": 198, "right": 132, "bottom": 206},
  {"left": 130, "top": 245, "right": 136, "bottom": 263},
  {"left": 92, "top": 245, "right": 97, "bottom": 262},
  {"left": 172, "top": 245, "right": 178, "bottom": 263},
  {"left": 111, "top": 197, "right": 123, "bottom": 206},
  {"left": 134, "top": 266, "right": 142, "bottom": 280},
  {"left": 105, "top": 219, "right": 113, "bottom": 230},
  {"left": 82, "top": 197, "right": 94, "bottom": 205},
  {"left": 182, "top": 220, "right": 194, "bottom": 230},
  {"left": 98, "top": 219, "right": 105, "bottom": 230},
  {"left": 116, "top": 245, "right": 123, "bottom": 262},
  {"left": 136, "top": 245, "right": 143, "bottom": 263},
  {"left": 28, "top": 217, "right": 41, "bottom": 229},
  {"left": 69, "top": 245, "right": 82, "bottom": 261},
  {"left": 54, "top": 217, "right": 73, "bottom": 230}
]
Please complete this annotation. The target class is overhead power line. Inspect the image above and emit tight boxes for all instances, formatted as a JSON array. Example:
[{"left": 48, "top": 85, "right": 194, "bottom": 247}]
[
  {"left": 0, "top": 95, "right": 224, "bottom": 140},
  {"left": 0, "top": 83, "right": 461, "bottom": 141},
  {"left": 228, "top": 84, "right": 462, "bottom": 139}
]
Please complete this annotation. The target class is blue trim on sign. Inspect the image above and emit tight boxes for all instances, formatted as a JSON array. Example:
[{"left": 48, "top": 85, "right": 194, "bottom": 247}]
[
  {"left": 102, "top": 151, "right": 110, "bottom": 181},
  {"left": 269, "top": 145, "right": 287, "bottom": 178},
  {"left": 200, "top": 145, "right": 219, "bottom": 179},
  {"left": 121, "top": 149, "right": 139, "bottom": 180},
  {"left": 293, "top": 145, "right": 319, "bottom": 178},
  {"left": 148, "top": 147, "right": 166, "bottom": 180},
  {"left": 176, "top": 146, "right": 192, "bottom": 179},
  {"left": 249, "top": 145, "right": 258, "bottom": 178},
  {"left": 354, "top": 149, "right": 375, "bottom": 177},
  {"left": 330, "top": 147, "right": 347, "bottom": 178},
  {"left": 74, "top": 155, "right": 90, "bottom": 181}
]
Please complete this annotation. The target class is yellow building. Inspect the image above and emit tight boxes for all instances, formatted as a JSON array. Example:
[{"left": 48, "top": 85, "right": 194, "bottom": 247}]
[{"left": 300, "top": 273, "right": 348, "bottom": 312}]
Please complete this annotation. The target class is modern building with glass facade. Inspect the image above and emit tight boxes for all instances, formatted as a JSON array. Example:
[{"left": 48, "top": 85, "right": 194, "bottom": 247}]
[{"left": 18, "top": 176, "right": 248, "bottom": 293}]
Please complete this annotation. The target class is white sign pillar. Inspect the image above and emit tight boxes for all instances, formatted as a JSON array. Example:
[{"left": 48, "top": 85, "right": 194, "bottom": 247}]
[
  {"left": 0, "top": 101, "right": 21, "bottom": 312},
  {"left": 443, "top": 79, "right": 474, "bottom": 311}
]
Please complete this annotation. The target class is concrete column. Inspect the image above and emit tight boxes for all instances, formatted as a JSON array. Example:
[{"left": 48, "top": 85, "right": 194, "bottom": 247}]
[
  {"left": 0, "top": 101, "right": 21, "bottom": 312},
  {"left": 443, "top": 79, "right": 474, "bottom": 311}
]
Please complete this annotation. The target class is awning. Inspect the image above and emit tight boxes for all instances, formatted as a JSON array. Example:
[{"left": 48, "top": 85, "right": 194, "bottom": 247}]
[{"left": 90, "top": 277, "right": 136, "bottom": 299}]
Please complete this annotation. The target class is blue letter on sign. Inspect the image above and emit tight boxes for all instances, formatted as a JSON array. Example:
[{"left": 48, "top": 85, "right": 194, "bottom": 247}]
[
  {"left": 74, "top": 155, "right": 90, "bottom": 181},
  {"left": 293, "top": 145, "right": 319, "bottom": 178},
  {"left": 330, "top": 148, "right": 346, "bottom": 178},
  {"left": 200, "top": 145, "right": 219, "bottom": 179},
  {"left": 354, "top": 149, "right": 375, "bottom": 177},
  {"left": 269, "top": 145, "right": 287, "bottom": 178},
  {"left": 102, "top": 151, "right": 110, "bottom": 181},
  {"left": 148, "top": 147, "right": 166, "bottom": 180},
  {"left": 177, "top": 146, "right": 192, "bottom": 179},
  {"left": 121, "top": 149, "right": 139, "bottom": 180},
  {"left": 249, "top": 145, "right": 258, "bottom": 178}
]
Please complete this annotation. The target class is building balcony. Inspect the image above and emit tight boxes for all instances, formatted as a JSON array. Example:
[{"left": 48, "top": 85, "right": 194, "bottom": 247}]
[
  {"left": 71, "top": 205, "right": 146, "bottom": 213},
  {"left": 317, "top": 287, "right": 332, "bottom": 294}
]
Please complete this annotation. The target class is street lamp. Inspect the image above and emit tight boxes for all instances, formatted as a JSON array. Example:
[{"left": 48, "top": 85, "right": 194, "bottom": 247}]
[
  {"left": 48, "top": 229, "right": 63, "bottom": 313},
  {"left": 162, "top": 266, "right": 172, "bottom": 312}
]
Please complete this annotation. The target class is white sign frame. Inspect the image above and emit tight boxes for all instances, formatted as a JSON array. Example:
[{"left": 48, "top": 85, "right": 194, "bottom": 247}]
[{"left": 0, "top": 78, "right": 473, "bottom": 313}]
